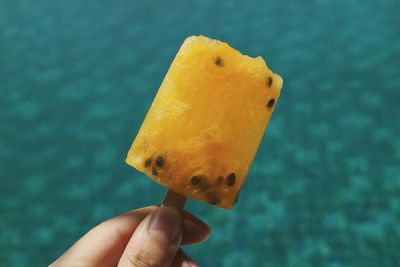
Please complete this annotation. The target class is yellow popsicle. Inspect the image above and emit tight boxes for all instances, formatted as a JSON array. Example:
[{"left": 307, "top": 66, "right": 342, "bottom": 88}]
[{"left": 127, "top": 35, "right": 283, "bottom": 209}]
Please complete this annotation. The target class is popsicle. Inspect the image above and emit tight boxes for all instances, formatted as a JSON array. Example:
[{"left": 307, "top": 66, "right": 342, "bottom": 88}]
[{"left": 126, "top": 35, "right": 283, "bottom": 209}]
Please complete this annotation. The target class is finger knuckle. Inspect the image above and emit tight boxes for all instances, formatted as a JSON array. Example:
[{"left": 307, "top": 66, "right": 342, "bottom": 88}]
[{"left": 126, "top": 249, "right": 158, "bottom": 267}]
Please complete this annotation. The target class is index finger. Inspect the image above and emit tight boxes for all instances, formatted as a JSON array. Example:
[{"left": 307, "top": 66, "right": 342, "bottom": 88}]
[
  {"left": 50, "top": 206, "right": 157, "bottom": 267},
  {"left": 50, "top": 206, "right": 210, "bottom": 267}
]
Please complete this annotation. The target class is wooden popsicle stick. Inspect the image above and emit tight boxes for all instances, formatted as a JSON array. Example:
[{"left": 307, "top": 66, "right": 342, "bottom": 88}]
[{"left": 162, "top": 189, "right": 187, "bottom": 211}]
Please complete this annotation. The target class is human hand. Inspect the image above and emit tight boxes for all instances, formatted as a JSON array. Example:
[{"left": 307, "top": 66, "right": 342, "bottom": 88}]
[{"left": 50, "top": 206, "right": 210, "bottom": 267}]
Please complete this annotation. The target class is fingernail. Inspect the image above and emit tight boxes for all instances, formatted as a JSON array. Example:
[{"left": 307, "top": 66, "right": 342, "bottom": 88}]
[
  {"left": 148, "top": 207, "right": 181, "bottom": 243},
  {"left": 184, "top": 217, "right": 212, "bottom": 238}
]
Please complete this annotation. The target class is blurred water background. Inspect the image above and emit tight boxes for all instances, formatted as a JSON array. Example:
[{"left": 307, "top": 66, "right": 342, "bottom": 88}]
[{"left": 1, "top": 0, "right": 400, "bottom": 266}]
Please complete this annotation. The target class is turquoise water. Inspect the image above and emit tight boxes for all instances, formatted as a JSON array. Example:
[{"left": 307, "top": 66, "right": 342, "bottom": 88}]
[{"left": 1, "top": 0, "right": 400, "bottom": 266}]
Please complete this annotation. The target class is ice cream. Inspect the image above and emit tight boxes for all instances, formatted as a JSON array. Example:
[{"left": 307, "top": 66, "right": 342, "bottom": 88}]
[{"left": 126, "top": 35, "right": 283, "bottom": 209}]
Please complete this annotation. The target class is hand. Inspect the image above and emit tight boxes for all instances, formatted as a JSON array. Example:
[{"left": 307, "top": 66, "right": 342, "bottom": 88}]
[{"left": 50, "top": 206, "right": 210, "bottom": 267}]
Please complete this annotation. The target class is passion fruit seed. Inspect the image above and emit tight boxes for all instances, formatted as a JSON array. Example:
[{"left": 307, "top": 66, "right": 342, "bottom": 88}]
[
  {"left": 210, "top": 199, "right": 220, "bottom": 205},
  {"left": 226, "top": 173, "right": 236, "bottom": 186},
  {"left": 215, "top": 56, "right": 224, "bottom": 67},
  {"left": 155, "top": 155, "right": 164, "bottom": 167},
  {"left": 267, "top": 76, "right": 273, "bottom": 87},
  {"left": 267, "top": 98, "right": 275, "bottom": 108},
  {"left": 208, "top": 195, "right": 221, "bottom": 205},
  {"left": 152, "top": 167, "right": 158, "bottom": 176},
  {"left": 144, "top": 157, "right": 152, "bottom": 168},
  {"left": 191, "top": 176, "right": 202, "bottom": 185}
]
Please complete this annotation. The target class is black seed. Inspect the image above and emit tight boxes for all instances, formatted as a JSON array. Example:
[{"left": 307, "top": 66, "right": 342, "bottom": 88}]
[
  {"left": 155, "top": 155, "right": 164, "bottom": 167},
  {"left": 267, "top": 98, "right": 275, "bottom": 108},
  {"left": 215, "top": 176, "right": 224, "bottom": 186},
  {"left": 152, "top": 167, "right": 158, "bottom": 176},
  {"left": 205, "top": 191, "right": 220, "bottom": 205},
  {"left": 191, "top": 176, "right": 201, "bottom": 185},
  {"left": 215, "top": 56, "right": 224, "bottom": 67},
  {"left": 226, "top": 173, "right": 236, "bottom": 186},
  {"left": 267, "top": 76, "right": 273, "bottom": 87},
  {"left": 209, "top": 196, "right": 221, "bottom": 205},
  {"left": 144, "top": 157, "right": 152, "bottom": 168}
]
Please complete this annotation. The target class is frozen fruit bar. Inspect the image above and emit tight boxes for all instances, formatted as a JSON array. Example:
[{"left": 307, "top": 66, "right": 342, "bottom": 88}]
[{"left": 126, "top": 35, "right": 283, "bottom": 209}]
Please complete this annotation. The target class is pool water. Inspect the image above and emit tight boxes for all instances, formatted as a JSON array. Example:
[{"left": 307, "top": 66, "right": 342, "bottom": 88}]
[{"left": 1, "top": 0, "right": 400, "bottom": 266}]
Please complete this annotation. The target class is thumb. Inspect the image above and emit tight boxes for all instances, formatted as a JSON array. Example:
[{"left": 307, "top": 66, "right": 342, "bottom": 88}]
[{"left": 118, "top": 206, "right": 183, "bottom": 267}]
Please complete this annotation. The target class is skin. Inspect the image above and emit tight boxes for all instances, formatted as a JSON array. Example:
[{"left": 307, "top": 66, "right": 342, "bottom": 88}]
[{"left": 50, "top": 206, "right": 210, "bottom": 267}]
